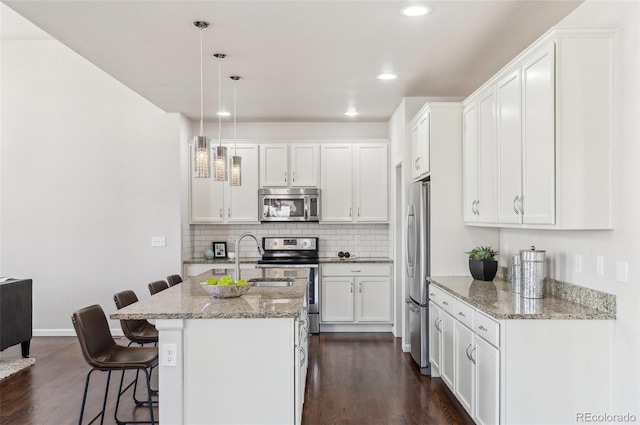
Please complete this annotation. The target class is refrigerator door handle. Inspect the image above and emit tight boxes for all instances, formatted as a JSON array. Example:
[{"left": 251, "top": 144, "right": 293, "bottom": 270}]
[{"left": 406, "top": 205, "right": 416, "bottom": 277}]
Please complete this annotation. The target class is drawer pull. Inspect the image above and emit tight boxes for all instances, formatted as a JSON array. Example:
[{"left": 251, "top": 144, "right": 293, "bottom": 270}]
[
  {"left": 458, "top": 312, "right": 466, "bottom": 317},
  {"left": 478, "top": 325, "right": 488, "bottom": 331},
  {"left": 351, "top": 270, "right": 362, "bottom": 273},
  {"left": 429, "top": 292, "right": 435, "bottom": 297},
  {"left": 442, "top": 301, "right": 449, "bottom": 306}
]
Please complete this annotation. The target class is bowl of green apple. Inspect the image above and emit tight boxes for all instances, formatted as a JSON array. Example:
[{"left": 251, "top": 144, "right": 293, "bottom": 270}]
[{"left": 201, "top": 275, "right": 251, "bottom": 298}]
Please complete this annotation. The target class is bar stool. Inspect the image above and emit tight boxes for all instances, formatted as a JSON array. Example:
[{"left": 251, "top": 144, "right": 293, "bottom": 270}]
[
  {"left": 166, "top": 274, "right": 183, "bottom": 287},
  {"left": 113, "top": 290, "right": 158, "bottom": 346},
  {"left": 147, "top": 280, "right": 168, "bottom": 295},
  {"left": 71, "top": 304, "right": 157, "bottom": 425}
]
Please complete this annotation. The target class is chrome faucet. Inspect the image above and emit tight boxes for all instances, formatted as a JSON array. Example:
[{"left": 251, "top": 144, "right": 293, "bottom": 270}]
[{"left": 234, "top": 232, "right": 264, "bottom": 281}]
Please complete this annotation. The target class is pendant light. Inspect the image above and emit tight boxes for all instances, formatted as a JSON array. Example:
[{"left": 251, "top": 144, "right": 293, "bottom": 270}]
[
  {"left": 230, "top": 76, "right": 242, "bottom": 186},
  {"left": 212, "top": 53, "right": 228, "bottom": 181},
  {"left": 192, "top": 21, "right": 210, "bottom": 178}
]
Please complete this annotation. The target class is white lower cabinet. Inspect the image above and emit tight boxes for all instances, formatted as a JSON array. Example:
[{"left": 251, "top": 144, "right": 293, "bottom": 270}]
[
  {"left": 454, "top": 321, "right": 475, "bottom": 416},
  {"left": 320, "top": 264, "right": 392, "bottom": 327},
  {"left": 474, "top": 334, "right": 500, "bottom": 425},
  {"left": 428, "top": 302, "right": 441, "bottom": 374},
  {"left": 294, "top": 309, "right": 309, "bottom": 425}
]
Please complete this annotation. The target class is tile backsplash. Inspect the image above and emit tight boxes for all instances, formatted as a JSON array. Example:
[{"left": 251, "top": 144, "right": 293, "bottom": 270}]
[{"left": 183, "top": 223, "right": 392, "bottom": 261}]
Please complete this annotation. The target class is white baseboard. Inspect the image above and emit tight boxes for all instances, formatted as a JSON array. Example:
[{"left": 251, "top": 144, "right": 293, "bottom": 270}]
[
  {"left": 402, "top": 343, "right": 411, "bottom": 352},
  {"left": 34, "top": 329, "right": 124, "bottom": 337},
  {"left": 320, "top": 323, "right": 393, "bottom": 333}
]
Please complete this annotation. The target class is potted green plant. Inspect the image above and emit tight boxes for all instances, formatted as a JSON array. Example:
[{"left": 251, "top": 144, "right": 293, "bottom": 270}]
[{"left": 466, "top": 246, "right": 499, "bottom": 281}]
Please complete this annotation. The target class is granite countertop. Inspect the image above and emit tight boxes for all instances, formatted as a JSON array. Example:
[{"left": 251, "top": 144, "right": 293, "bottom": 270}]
[
  {"left": 184, "top": 257, "right": 258, "bottom": 265},
  {"left": 110, "top": 268, "right": 307, "bottom": 320},
  {"left": 428, "top": 276, "right": 615, "bottom": 320},
  {"left": 320, "top": 257, "right": 393, "bottom": 264}
]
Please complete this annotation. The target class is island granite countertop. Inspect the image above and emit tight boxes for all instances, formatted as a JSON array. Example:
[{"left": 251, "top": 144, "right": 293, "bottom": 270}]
[
  {"left": 110, "top": 268, "right": 307, "bottom": 320},
  {"left": 428, "top": 276, "right": 615, "bottom": 320},
  {"left": 320, "top": 257, "right": 392, "bottom": 264}
]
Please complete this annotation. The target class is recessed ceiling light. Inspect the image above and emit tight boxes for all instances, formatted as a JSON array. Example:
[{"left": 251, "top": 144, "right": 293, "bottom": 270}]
[
  {"left": 377, "top": 73, "right": 398, "bottom": 80},
  {"left": 344, "top": 110, "right": 359, "bottom": 117},
  {"left": 400, "top": 5, "right": 431, "bottom": 17},
  {"left": 217, "top": 111, "right": 231, "bottom": 117}
]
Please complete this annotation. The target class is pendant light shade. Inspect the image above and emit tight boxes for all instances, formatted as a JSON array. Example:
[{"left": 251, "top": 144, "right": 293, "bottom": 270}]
[
  {"left": 230, "top": 75, "right": 242, "bottom": 186},
  {"left": 213, "top": 53, "right": 228, "bottom": 181},
  {"left": 192, "top": 21, "right": 210, "bottom": 178}
]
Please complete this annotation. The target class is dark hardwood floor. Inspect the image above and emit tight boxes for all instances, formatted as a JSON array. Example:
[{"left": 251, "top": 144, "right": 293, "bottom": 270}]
[{"left": 0, "top": 334, "right": 472, "bottom": 425}]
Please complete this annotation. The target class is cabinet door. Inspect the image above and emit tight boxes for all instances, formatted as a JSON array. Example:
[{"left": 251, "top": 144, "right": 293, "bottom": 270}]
[
  {"left": 320, "top": 145, "right": 353, "bottom": 222},
  {"left": 477, "top": 88, "right": 498, "bottom": 223},
  {"left": 463, "top": 103, "right": 479, "bottom": 223},
  {"left": 290, "top": 144, "right": 318, "bottom": 187},
  {"left": 260, "top": 144, "right": 289, "bottom": 187},
  {"left": 410, "top": 119, "right": 422, "bottom": 180},
  {"left": 190, "top": 150, "right": 224, "bottom": 223},
  {"left": 226, "top": 144, "right": 260, "bottom": 223},
  {"left": 475, "top": 336, "right": 500, "bottom": 425},
  {"left": 497, "top": 69, "right": 523, "bottom": 224},
  {"left": 454, "top": 321, "right": 475, "bottom": 417},
  {"left": 356, "top": 277, "right": 391, "bottom": 322},
  {"left": 418, "top": 111, "right": 430, "bottom": 176},
  {"left": 440, "top": 310, "right": 455, "bottom": 390},
  {"left": 428, "top": 302, "right": 442, "bottom": 374},
  {"left": 320, "top": 277, "right": 354, "bottom": 322},
  {"left": 522, "top": 44, "right": 555, "bottom": 225},
  {"left": 354, "top": 144, "right": 388, "bottom": 222}
]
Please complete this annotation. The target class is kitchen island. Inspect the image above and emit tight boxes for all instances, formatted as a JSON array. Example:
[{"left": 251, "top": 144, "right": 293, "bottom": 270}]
[{"left": 111, "top": 268, "right": 310, "bottom": 425}]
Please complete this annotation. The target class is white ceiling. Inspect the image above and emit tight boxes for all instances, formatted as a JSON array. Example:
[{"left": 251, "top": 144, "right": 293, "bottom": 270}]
[{"left": 1, "top": 1, "right": 582, "bottom": 123}]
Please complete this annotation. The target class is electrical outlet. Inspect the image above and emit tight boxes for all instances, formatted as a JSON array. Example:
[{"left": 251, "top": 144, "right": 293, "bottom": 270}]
[
  {"left": 596, "top": 256, "right": 604, "bottom": 276},
  {"left": 162, "top": 343, "right": 177, "bottom": 367},
  {"left": 151, "top": 236, "right": 166, "bottom": 247},
  {"left": 574, "top": 254, "right": 582, "bottom": 274},
  {"left": 615, "top": 261, "right": 628, "bottom": 283}
]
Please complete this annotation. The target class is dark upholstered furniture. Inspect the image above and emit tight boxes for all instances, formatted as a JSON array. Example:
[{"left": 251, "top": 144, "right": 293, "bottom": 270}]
[
  {"left": 166, "top": 274, "right": 183, "bottom": 287},
  {"left": 0, "top": 278, "right": 32, "bottom": 357},
  {"left": 147, "top": 280, "right": 168, "bottom": 295},
  {"left": 72, "top": 304, "right": 158, "bottom": 425},
  {"left": 113, "top": 290, "right": 158, "bottom": 346}
]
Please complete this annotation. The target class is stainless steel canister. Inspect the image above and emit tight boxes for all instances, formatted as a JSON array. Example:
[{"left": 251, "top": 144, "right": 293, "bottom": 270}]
[
  {"left": 520, "top": 246, "right": 545, "bottom": 298},
  {"left": 511, "top": 254, "right": 521, "bottom": 294}
]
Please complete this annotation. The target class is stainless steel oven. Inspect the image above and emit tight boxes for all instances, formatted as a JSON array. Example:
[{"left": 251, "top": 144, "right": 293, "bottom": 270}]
[
  {"left": 259, "top": 188, "right": 320, "bottom": 222},
  {"left": 256, "top": 237, "right": 320, "bottom": 333}
]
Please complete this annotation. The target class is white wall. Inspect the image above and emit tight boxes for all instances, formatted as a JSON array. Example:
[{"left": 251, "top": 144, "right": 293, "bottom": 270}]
[
  {"left": 0, "top": 18, "right": 182, "bottom": 333},
  {"left": 498, "top": 0, "right": 640, "bottom": 416}
]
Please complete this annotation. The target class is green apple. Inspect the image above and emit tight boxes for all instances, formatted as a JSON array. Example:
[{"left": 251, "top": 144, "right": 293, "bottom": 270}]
[
  {"left": 236, "top": 279, "right": 247, "bottom": 286},
  {"left": 206, "top": 277, "right": 218, "bottom": 285}
]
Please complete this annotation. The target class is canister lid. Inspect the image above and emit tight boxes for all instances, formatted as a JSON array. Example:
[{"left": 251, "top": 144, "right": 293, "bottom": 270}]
[{"left": 520, "top": 245, "right": 545, "bottom": 262}]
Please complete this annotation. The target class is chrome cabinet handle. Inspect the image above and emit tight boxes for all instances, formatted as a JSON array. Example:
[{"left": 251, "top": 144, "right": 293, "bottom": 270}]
[
  {"left": 442, "top": 301, "right": 449, "bottom": 306},
  {"left": 466, "top": 342, "right": 473, "bottom": 361},
  {"left": 415, "top": 157, "right": 420, "bottom": 170},
  {"left": 435, "top": 317, "right": 442, "bottom": 332},
  {"left": 458, "top": 311, "right": 466, "bottom": 318},
  {"left": 519, "top": 195, "right": 525, "bottom": 214},
  {"left": 351, "top": 270, "right": 361, "bottom": 273},
  {"left": 292, "top": 171, "right": 296, "bottom": 182},
  {"left": 475, "top": 200, "right": 480, "bottom": 215},
  {"left": 513, "top": 196, "right": 520, "bottom": 214},
  {"left": 359, "top": 282, "right": 362, "bottom": 293},
  {"left": 478, "top": 325, "right": 488, "bottom": 332},
  {"left": 350, "top": 283, "right": 353, "bottom": 293},
  {"left": 349, "top": 207, "right": 352, "bottom": 217},
  {"left": 219, "top": 208, "right": 223, "bottom": 218},
  {"left": 471, "top": 346, "right": 477, "bottom": 364},
  {"left": 357, "top": 207, "right": 360, "bottom": 217},
  {"left": 284, "top": 171, "right": 287, "bottom": 183},
  {"left": 228, "top": 208, "right": 231, "bottom": 218},
  {"left": 300, "top": 346, "right": 306, "bottom": 367}
]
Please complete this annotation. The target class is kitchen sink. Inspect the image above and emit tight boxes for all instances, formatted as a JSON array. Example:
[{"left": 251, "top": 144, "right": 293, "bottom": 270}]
[{"left": 248, "top": 278, "right": 294, "bottom": 287}]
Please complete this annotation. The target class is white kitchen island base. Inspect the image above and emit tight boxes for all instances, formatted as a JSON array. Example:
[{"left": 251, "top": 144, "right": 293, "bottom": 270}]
[{"left": 157, "top": 317, "right": 299, "bottom": 425}]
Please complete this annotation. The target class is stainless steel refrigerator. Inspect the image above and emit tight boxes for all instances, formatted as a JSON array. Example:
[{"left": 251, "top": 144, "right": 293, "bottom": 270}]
[{"left": 406, "top": 180, "right": 431, "bottom": 375}]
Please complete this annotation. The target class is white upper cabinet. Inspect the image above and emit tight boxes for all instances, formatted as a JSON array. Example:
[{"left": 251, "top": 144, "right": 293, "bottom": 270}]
[
  {"left": 320, "top": 143, "right": 389, "bottom": 223},
  {"left": 410, "top": 107, "right": 430, "bottom": 181},
  {"left": 190, "top": 143, "right": 260, "bottom": 224},
  {"left": 260, "top": 144, "right": 319, "bottom": 188},
  {"left": 464, "top": 28, "right": 614, "bottom": 229},
  {"left": 464, "top": 88, "right": 497, "bottom": 224}
]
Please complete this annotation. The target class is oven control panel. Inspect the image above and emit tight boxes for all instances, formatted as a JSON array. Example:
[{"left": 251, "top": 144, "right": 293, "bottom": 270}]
[{"left": 263, "top": 237, "right": 318, "bottom": 251}]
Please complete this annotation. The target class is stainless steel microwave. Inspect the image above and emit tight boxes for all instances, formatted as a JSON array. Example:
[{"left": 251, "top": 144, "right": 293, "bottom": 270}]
[{"left": 259, "top": 188, "right": 320, "bottom": 222}]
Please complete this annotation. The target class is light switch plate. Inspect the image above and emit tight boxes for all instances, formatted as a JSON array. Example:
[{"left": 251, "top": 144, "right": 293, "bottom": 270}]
[
  {"left": 151, "top": 236, "right": 166, "bottom": 247},
  {"left": 615, "top": 261, "right": 628, "bottom": 283}
]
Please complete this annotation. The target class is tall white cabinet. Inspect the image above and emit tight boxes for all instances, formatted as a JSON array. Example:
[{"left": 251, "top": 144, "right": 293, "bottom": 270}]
[
  {"left": 464, "top": 28, "right": 614, "bottom": 229},
  {"left": 190, "top": 143, "right": 260, "bottom": 224},
  {"left": 410, "top": 107, "right": 430, "bottom": 180},
  {"left": 320, "top": 143, "right": 388, "bottom": 223},
  {"left": 260, "top": 144, "right": 319, "bottom": 188}
]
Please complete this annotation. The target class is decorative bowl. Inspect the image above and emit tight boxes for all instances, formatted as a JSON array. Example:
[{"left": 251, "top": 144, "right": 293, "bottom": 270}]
[
  {"left": 200, "top": 282, "right": 251, "bottom": 298},
  {"left": 227, "top": 252, "right": 236, "bottom": 260}
]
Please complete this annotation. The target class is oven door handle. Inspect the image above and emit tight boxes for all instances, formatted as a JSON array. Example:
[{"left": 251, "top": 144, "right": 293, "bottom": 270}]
[{"left": 256, "top": 263, "right": 319, "bottom": 269}]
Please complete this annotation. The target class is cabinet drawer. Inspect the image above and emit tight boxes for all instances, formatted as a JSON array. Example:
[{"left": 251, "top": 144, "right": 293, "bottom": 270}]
[
  {"left": 475, "top": 310, "right": 500, "bottom": 348},
  {"left": 454, "top": 300, "right": 474, "bottom": 329},
  {"left": 428, "top": 284, "right": 443, "bottom": 304},
  {"left": 439, "top": 290, "right": 455, "bottom": 316},
  {"left": 321, "top": 263, "right": 390, "bottom": 277}
]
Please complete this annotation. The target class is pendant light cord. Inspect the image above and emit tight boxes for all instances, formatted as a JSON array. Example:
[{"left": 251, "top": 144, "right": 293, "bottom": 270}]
[
  {"left": 218, "top": 56, "right": 222, "bottom": 147},
  {"left": 233, "top": 78, "right": 237, "bottom": 155},
  {"left": 199, "top": 28, "right": 204, "bottom": 137}
]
